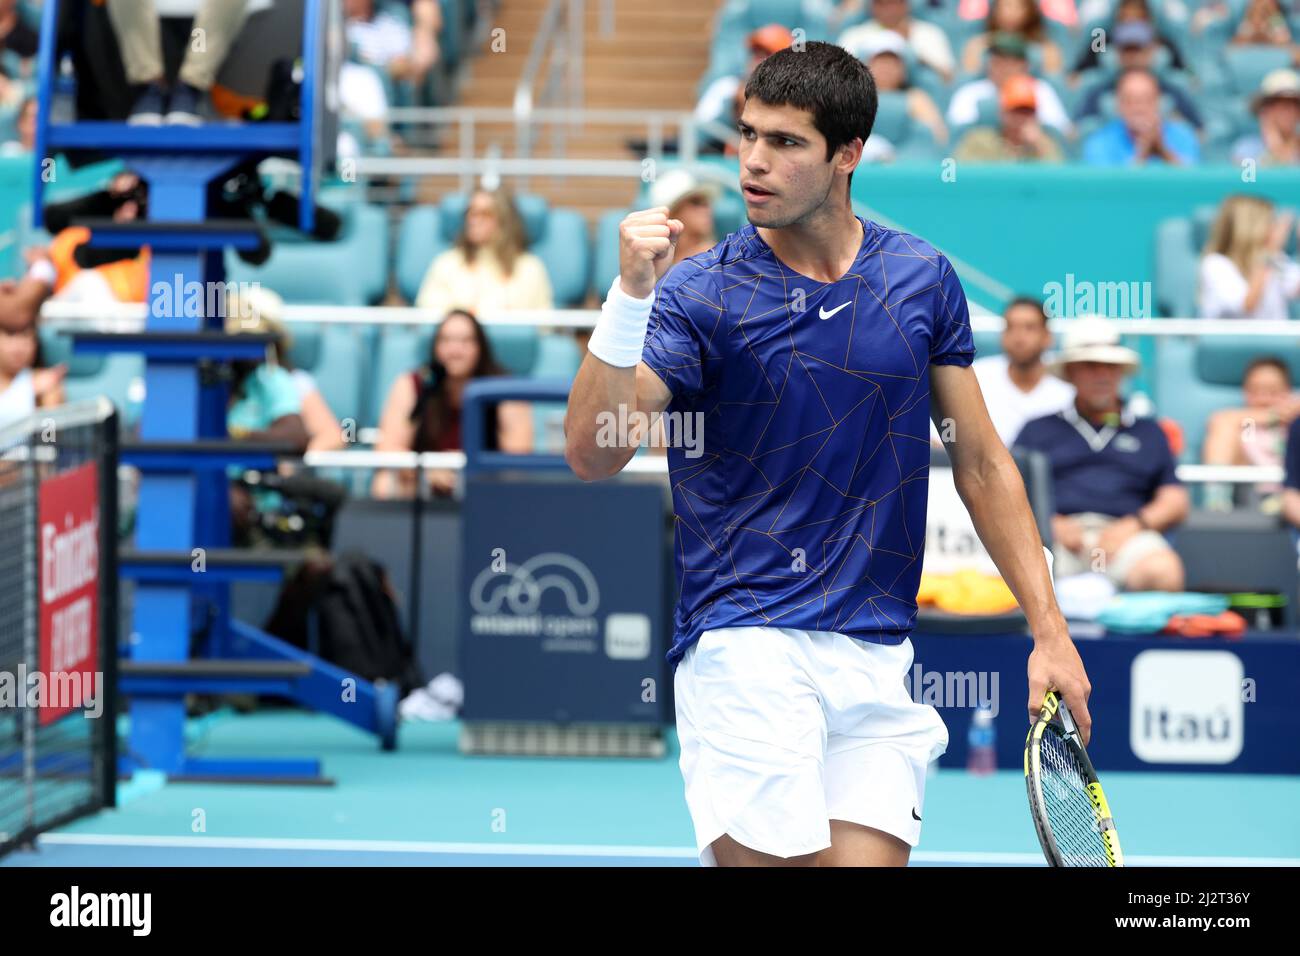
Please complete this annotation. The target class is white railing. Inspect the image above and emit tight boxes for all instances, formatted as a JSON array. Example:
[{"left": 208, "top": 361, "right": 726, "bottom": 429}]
[{"left": 37, "top": 302, "right": 1300, "bottom": 335}]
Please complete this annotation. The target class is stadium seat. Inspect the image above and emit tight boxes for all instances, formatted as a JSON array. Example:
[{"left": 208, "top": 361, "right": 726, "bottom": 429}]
[
  {"left": 285, "top": 323, "right": 368, "bottom": 429},
  {"left": 1224, "top": 45, "right": 1296, "bottom": 96},
  {"left": 225, "top": 201, "right": 390, "bottom": 305},
  {"left": 395, "top": 194, "right": 591, "bottom": 307},
  {"left": 39, "top": 327, "right": 145, "bottom": 429}
]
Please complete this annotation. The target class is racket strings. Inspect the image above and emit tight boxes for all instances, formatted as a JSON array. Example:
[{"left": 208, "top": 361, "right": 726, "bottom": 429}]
[{"left": 1038, "top": 731, "right": 1109, "bottom": 867}]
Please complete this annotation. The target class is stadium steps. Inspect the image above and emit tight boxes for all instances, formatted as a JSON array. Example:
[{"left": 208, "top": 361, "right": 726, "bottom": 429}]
[{"left": 423, "top": 0, "right": 724, "bottom": 235}]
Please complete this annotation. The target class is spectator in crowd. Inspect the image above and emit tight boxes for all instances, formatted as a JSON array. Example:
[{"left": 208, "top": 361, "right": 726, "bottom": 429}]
[
  {"left": 1015, "top": 318, "right": 1189, "bottom": 591},
  {"left": 1072, "top": 20, "right": 1202, "bottom": 130},
  {"left": 1232, "top": 69, "right": 1300, "bottom": 167},
  {"left": 961, "top": 0, "right": 1066, "bottom": 77},
  {"left": 975, "top": 297, "right": 1075, "bottom": 445},
  {"left": 224, "top": 301, "right": 309, "bottom": 453},
  {"left": 372, "top": 310, "right": 532, "bottom": 499},
  {"left": 344, "top": 0, "right": 442, "bottom": 88},
  {"left": 229, "top": 288, "right": 345, "bottom": 454},
  {"left": 1081, "top": 68, "right": 1200, "bottom": 165},
  {"left": 947, "top": 33, "right": 1072, "bottom": 135},
  {"left": 0, "top": 259, "right": 54, "bottom": 333},
  {"left": 954, "top": 74, "right": 1066, "bottom": 160},
  {"left": 0, "top": 0, "right": 37, "bottom": 64},
  {"left": 338, "top": 60, "right": 394, "bottom": 159},
  {"left": 838, "top": 0, "right": 957, "bottom": 83},
  {"left": 1202, "top": 356, "right": 1300, "bottom": 510},
  {"left": 1070, "top": 0, "right": 1189, "bottom": 80},
  {"left": 1199, "top": 195, "right": 1300, "bottom": 319},
  {"left": 695, "top": 24, "right": 793, "bottom": 137},
  {"left": 1231, "top": 0, "right": 1294, "bottom": 45},
  {"left": 858, "top": 29, "right": 949, "bottom": 147},
  {"left": 959, "top": 0, "right": 1081, "bottom": 28},
  {"left": 648, "top": 168, "right": 720, "bottom": 267},
  {"left": 107, "top": 0, "right": 250, "bottom": 125},
  {"left": 414, "top": 188, "right": 554, "bottom": 315},
  {"left": 0, "top": 323, "right": 64, "bottom": 429},
  {"left": 1, "top": 95, "right": 35, "bottom": 156}
]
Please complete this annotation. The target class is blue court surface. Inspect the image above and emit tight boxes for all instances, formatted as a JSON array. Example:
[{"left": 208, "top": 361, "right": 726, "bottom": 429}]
[{"left": 3, "top": 711, "right": 1297, "bottom": 867}]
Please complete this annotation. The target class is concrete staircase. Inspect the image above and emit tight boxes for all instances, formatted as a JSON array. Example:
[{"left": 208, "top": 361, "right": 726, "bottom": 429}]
[{"left": 413, "top": 0, "right": 724, "bottom": 224}]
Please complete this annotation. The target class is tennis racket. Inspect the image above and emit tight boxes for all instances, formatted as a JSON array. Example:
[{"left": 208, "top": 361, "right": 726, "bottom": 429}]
[{"left": 1024, "top": 690, "right": 1123, "bottom": 867}]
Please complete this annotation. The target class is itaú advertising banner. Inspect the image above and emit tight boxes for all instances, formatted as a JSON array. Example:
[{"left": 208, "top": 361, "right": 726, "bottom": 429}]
[
  {"left": 924, "top": 465, "right": 999, "bottom": 576},
  {"left": 37, "top": 462, "right": 100, "bottom": 726}
]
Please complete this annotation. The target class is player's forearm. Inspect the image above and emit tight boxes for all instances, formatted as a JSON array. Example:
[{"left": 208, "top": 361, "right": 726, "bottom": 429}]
[
  {"left": 954, "top": 449, "right": 1069, "bottom": 640},
  {"left": 563, "top": 354, "right": 640, "bottom": 481}
]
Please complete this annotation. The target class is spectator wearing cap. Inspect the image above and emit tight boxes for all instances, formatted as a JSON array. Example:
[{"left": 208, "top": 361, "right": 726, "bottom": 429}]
[
  {"left": 694, "top": 24, "right": 792, "bottom": 138},
  {"left": 954, "top": 74, "right": 1065, "bottom": 160},
  {"left": 648, "top": 169, "right": 720, "bottom": 267},
  {"left": 1014, "top": 318, "right": 1189, "bottom": 592},
  {"left": 960, "top": 0, "right": 1065, "bottom": 77},
  {"left": 1199, "top": 194, "right": 1300, "bottom": 321},
  {"left": 1082, "top": 68, "right": 1199, "bottom": 165},
  {"left": 1071, "top": 0, "right": 1188, "bottom": 80},
  {"left": 1232, "top": 69, "right": 1300, "bottom": 167},
  {"left": 857, "top": 29, "right": 949, "bottom": 147},
  {"left": 838, "top": 0, "right": 957, "bottom": 83},
  {"left": 947, "top": 33, "right": 1072, "bottom": 135},
  {"left": 1072, "top": 20, "right": 1202, "bottom": 130}
]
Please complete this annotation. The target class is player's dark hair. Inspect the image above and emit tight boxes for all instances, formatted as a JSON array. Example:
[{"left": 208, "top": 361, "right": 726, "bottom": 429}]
[
  {"left": 1005, "top": 296, "right": 1049, "bottom": 326},
  {"left": 743, "top": 41, "right": 877, "bottom": 192},
  {"left": 1244, "top": 355, "right": 1291, "bottom": 385}
]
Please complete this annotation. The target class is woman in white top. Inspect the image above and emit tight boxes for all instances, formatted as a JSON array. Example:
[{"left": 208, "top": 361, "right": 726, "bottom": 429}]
[
  {"left": 1199, "top": 195, "right": 1300, "bottom": 320},
  {"left": 414, "top": 188, "right": 554, "bottom": 316},
  {"left": 0, "top": 325, "right": 66, "bottom": 429}
]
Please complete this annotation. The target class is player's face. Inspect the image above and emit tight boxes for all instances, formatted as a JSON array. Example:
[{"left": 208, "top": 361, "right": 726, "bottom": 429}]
[
  {"left": 738, "top": 99, "right": 838, "bottom": 228},
  {"left": 434, "top": 314, "right": 480, "bottom": 379},
  {"left": 1000, "top": 305, "right": 1051, "bottom": 366}
]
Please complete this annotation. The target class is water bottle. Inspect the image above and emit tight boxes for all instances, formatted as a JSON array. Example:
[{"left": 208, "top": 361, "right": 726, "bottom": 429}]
[{"left": 967, "top": 704, "right": 997, "bottom": 775}]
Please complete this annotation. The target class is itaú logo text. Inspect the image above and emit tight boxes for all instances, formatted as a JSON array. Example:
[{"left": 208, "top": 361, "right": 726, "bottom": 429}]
[{"left": 469, "top": 552, "right": 600, "bottom": 643}]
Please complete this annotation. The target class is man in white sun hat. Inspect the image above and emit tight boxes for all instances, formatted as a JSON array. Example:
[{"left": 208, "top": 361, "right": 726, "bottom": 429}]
[
  {"left": 1014, "top": 317, "right": 1189, "bottom": 591},
  {"left": 1232, "top": 68, "right": 1300, "bottom": 167}
]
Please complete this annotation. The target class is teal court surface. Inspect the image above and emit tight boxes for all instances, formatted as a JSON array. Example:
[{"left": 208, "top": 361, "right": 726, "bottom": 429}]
[{"left": 3, "top": 711, "right": 1297, "bottom": 867}]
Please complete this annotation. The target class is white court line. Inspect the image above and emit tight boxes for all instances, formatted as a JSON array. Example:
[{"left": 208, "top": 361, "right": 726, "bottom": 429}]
[{"left": 34, "top": 834, "right": 1300, "bottom": 866}]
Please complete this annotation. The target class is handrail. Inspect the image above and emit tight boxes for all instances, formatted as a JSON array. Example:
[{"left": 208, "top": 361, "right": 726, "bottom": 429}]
[{"left": 38, "top": 301, "right": 1300, "bottom": 335}]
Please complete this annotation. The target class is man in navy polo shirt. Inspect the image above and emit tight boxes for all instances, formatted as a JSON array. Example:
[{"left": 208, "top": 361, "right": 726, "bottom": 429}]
[{"left": 1015, "top": 318, "right": 1189, "bottom": 591}]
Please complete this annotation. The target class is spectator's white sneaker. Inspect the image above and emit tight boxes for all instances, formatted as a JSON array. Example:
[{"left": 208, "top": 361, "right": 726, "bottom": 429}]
[
  {"left": 127, "top": 84, "right": 165, "bottom": 126},
  {"left": 165, "top": 83, "right": 204, "bottom": 126}
]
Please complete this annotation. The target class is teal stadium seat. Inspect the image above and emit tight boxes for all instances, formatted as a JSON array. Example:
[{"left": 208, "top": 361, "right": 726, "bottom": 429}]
[
  {"left": 225, "top": 201, "right": 389, "bottom": 305},
  {"left": 395, "top": 194, "right": 590, "bottom": 307},
  {"left": 39, "top": 327, "right": 145, "bottom": 429},
  {"left": 1224, "top": 45, "right": 1296, "bottom": 96},
  {"left": 284, "top": 323, "right": 368, "bottom": 429}
]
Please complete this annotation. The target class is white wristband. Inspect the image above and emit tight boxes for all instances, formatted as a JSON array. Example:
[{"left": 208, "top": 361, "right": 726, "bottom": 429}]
[{"left": 587, "top": 276, "right": 654, "bottom": 368}]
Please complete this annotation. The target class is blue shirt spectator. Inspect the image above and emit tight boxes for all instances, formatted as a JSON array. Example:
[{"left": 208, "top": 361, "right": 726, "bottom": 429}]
[
  {"left": 1083, "top": 116, "right": 1201, "bottom": 166},
  {"left": 1082, "top": 69, "right": 1200, "bottom": 166}
]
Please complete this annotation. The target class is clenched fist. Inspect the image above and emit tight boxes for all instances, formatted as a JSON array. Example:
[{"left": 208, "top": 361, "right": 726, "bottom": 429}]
[{"left": 619, "top": 207, "right": 684, "bottom": 299}]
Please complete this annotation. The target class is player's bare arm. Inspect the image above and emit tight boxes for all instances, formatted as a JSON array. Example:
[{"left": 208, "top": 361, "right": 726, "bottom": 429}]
[
  {"left": 564, "top": 207, "right": 681, "bottom": 481},
  {"left": 929, "top": 362, "right": 1094, "bottom": 745}
]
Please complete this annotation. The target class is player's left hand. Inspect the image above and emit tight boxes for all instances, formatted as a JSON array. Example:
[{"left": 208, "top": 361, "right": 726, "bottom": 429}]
[{"left": 1027, "top": 630, "right": 1092, "bottom": 746}]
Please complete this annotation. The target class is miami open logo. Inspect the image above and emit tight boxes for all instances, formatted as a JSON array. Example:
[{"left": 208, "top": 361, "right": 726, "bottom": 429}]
[{"left": 469, "top": 553, "right": 602, "bottom": 651}]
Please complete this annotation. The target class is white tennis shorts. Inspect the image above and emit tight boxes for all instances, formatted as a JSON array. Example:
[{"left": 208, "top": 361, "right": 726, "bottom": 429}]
[{"left": 674, "top": 625, "right": 949, "bottom": 866}]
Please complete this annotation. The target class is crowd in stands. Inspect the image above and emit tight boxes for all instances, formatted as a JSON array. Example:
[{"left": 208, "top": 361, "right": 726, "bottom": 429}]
[{"left": 698, "top": 0, "right": 1300, "bottom": 165}]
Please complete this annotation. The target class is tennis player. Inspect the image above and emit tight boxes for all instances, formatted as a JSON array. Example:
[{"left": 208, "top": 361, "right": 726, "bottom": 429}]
[{"left": 564, "top": 41, "right": 1092, "bottom": 867}]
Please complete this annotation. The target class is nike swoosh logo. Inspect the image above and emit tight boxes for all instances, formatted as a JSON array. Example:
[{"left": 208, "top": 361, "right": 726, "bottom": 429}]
[
  {"left": 911, "top": 808, "right": 922, "bottom": 821},
  {"left": 818, "top": 302, "right": 851, "bottom": 320}
]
